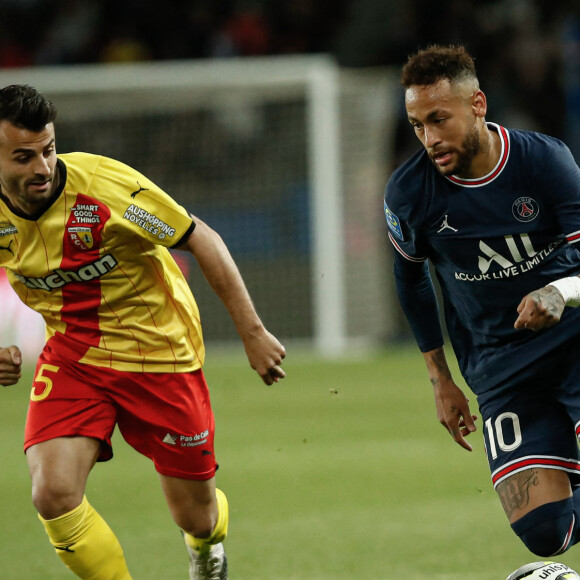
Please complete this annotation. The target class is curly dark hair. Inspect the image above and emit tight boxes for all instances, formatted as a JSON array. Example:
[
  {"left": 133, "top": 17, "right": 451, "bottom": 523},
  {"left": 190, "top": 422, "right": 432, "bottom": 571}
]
[
  {"left": 401, "top": 45, "right": 477, "bottom": 88},
  {"left": 0, "top": 84, "right": 57, "bottom": 131}
]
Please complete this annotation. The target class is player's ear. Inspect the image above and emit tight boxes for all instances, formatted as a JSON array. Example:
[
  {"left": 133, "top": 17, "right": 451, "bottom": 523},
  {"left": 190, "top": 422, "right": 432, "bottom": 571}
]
[{"left": 471, "top": 89, "right": 487, "bottom": 118}]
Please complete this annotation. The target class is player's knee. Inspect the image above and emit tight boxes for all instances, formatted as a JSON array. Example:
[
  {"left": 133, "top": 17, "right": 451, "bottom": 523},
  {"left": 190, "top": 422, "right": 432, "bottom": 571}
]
[
  {"left": 511, "top": 498, "right": 576, "bottom": 557},
  {"left": 31, "top": 480, "right": 84, "bottom": 520},
  {"left": 176, "top": 506, "right": 217, "bottom": 540}
]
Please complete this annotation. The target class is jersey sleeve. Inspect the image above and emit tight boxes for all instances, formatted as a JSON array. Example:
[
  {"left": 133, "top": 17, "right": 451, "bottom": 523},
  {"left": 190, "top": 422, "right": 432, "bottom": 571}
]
[
  {"left": 393, "top": 252, "right": 444, "bottom": 352},
  {"left": 383, "top": 177, "right": 428, "bottom": 262},
  {"left": 92, "top": 156, "right": 195, "bottom": 248},
  {"left": 543, "top": 140, "right": 580, "bottom": 244}
]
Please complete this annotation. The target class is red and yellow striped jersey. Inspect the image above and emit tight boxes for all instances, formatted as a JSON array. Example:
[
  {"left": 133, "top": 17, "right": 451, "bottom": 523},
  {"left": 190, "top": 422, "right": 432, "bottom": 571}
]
[{"left": 0, "top": 152, "right": 204, "bottom": 372}]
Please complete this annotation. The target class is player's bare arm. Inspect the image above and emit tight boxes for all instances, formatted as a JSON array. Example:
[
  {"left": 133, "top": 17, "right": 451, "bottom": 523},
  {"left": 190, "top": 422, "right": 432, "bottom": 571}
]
[
  {"left": 0, "top": 345, "right": 22, "bottom": 386},
  {"left": 178, "top": 216, "right": 286, "bottom": 385},
  {"left": 422, "top": 347, "right": 477, "bottom": 452}
]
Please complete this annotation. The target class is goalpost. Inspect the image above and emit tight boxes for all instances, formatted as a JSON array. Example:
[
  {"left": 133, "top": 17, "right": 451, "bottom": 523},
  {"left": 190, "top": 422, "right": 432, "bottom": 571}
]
[{"left": 0, "top": 55, "right": 398, "bottom": 357}]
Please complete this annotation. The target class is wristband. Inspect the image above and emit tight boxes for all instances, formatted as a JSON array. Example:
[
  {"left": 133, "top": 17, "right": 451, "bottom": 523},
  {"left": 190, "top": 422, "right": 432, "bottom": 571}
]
[{"left": 547, "top": 276, "right": 580, "bottom": 307}]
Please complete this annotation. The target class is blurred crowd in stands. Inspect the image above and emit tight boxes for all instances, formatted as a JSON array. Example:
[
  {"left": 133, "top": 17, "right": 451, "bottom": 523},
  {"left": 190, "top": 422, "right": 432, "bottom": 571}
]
[{"left": 0, "top": 0, "right": 579, "bottom": 152}]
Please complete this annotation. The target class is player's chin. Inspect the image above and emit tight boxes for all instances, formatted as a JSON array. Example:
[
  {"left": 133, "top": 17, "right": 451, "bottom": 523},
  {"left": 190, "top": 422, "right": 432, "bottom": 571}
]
[
  {"left": 435, "top": 163, "right": 455, "bottom": 177},
  {"left": 430, "top": 158, "right": 454, "bottom": 176}
]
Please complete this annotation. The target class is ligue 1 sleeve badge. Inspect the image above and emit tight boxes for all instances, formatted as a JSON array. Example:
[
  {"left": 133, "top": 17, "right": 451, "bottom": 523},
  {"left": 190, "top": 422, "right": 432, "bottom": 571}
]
[
  {"left": 512, "top": 196, "right": 540, "bottom": 223},
  {"left": 384, "top": 202, "right": 404, "bottom": 241}
]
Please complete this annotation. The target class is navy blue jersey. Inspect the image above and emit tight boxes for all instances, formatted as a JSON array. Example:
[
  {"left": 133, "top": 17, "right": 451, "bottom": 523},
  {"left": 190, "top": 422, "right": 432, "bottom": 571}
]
[{"left": 385, "top": 123, "right": 580, "bottom": 394}]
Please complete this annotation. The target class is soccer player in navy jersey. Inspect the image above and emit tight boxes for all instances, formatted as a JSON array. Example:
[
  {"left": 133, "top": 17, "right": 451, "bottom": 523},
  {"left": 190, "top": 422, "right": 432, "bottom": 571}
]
[
  {"left": 385, "top": 44, "right": 580, "bottom": 557},
  {"left": 0, "top": 84, "right": 286, "bottom": 580}
]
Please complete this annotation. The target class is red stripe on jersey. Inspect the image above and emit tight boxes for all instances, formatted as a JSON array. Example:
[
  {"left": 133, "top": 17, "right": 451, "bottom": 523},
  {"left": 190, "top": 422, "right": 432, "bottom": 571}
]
[
  {"left": 447, "top": 125, "right": 510, "bottom": 187},
  {"left": 566, "top": 231, "right": 580, "bottom": 244},
  {"left": 492, "top": 455, "right": 580, "bottom": 487},
  {"left": 59, "top": 193, "right": 111, "bottom": 354},
  {"left": 388, "top": 232, "right": 426, "bottom": 263}
]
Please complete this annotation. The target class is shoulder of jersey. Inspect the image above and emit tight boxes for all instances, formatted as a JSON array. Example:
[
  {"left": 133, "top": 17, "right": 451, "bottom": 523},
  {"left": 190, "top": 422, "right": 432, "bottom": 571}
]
[
  {"left": 386, "top": 148, "right": 432, "bottom": 206},
  {"left": 58, "top": 151, "right": 103, "bottom": 171}
]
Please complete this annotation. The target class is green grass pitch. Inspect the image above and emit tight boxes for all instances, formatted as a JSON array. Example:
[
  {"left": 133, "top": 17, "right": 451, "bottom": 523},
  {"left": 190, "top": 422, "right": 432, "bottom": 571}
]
[{"left": 1, "top": 344, "right": 578, "bottom": 579}]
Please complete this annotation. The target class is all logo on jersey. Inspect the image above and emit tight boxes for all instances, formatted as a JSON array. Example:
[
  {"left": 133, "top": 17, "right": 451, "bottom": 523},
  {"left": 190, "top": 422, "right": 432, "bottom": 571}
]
[
  {"left": 453, "top": 234, "right": 562, "bottom": 282},
  {"left": 512, "top": 197, "right": 539, "bottom": 223},
  {"left": 384, "top": 203, "right": 404, "bottom": 241}
]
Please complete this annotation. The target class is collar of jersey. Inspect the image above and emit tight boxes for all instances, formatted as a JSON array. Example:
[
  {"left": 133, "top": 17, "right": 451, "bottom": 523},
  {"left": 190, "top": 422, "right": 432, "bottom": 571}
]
[{"left": 445, "top": 122, "right": 509, "bottom": 188}]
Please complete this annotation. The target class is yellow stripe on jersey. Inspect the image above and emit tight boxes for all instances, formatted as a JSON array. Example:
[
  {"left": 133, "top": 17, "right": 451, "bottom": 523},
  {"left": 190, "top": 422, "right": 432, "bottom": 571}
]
[{"left": 0, "top": 152, "right": 204, "bottom": 372}]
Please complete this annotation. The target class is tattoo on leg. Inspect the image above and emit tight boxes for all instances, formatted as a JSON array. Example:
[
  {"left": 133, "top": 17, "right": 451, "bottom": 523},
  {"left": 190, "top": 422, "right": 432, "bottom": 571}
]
[{"left": 497, "top": 469, "right": 540, "bottom": 519}]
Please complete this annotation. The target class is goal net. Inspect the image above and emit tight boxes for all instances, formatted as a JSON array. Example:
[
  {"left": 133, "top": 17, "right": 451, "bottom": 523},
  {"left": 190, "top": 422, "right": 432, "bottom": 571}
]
[{"left": 0, "top": 55, "right": 398, "bottom": 357}]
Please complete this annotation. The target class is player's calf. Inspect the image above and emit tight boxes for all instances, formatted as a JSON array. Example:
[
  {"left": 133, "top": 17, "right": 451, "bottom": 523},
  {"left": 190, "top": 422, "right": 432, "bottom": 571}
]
[
  {"left": 511, "top": 498, "right": 578, "bottom": 556},
  {"left": 183, "top": 489, "right": 229, "bottom": 580}
]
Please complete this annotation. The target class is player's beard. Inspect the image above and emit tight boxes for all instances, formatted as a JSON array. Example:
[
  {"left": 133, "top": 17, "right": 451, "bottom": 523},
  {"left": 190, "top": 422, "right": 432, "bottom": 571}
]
[
  {"left": 448, "top": 124, "right": 481, "bottom": 177},
  {"left": 431, "top": 123, "right": 481, "bottom": 178}
]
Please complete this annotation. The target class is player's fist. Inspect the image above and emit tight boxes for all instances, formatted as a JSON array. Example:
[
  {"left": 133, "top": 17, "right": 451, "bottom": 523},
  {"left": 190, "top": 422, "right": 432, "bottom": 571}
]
[
  {"left": 514, "top": 286, "right": 565, "bottom": 331},
  {"left": 0, "top": 345, "right": 23, "bottom": 386}
]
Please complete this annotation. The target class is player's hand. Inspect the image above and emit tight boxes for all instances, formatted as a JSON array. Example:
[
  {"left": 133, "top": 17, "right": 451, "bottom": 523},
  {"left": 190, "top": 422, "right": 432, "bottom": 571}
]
[
  {"left": 242, "top": 328, "right": 286, "bottom": 386},
  {"left": 0, "top": 345, "right": 23, "bottom": 386},
  {"left": 432, "top": 378, "right": 477, "bottom": 452},
  {"left": 514, "top": 286, "right": 565, "bottom": 331}
]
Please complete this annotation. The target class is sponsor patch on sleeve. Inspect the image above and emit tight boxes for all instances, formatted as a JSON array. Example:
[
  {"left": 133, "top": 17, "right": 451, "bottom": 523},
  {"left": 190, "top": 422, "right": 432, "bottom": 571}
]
[{"left": 384, "top": 202, "right": 404, "bottom": 241}]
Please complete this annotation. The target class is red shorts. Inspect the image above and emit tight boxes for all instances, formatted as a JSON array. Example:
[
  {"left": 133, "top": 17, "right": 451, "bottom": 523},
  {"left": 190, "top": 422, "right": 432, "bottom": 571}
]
[{"left": 25, "top": 344, "right": 217, "bottom": 480}]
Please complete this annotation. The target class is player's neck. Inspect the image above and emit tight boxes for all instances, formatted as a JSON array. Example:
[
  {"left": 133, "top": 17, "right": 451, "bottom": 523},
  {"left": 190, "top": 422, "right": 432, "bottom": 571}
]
[{"left": 467, "top": 125, "right": 501, "bottom": 180}]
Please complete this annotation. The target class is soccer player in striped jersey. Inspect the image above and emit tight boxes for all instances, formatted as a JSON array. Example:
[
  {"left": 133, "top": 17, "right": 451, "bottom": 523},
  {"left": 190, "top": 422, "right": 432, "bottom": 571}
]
[
  {"left": 385, "top": 45, "right": 580, "bottom": 557},
  {"left": 0, "top": 84, "right": 286, "bottom": 580}
]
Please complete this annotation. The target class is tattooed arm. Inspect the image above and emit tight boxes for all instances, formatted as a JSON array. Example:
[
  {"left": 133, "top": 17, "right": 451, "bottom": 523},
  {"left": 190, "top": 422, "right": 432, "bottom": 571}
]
[
  {"left": 514, "top": 285, "right": 566, "bottom": 331},
  {"left": 423, "top": 347, "right": 478, "bottom": 452}
]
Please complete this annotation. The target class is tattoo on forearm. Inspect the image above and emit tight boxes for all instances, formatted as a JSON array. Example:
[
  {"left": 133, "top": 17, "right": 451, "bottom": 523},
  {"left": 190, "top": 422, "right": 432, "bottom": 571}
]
[
  {"left": 497, "top": 469, "right": 540, "bottom": 518},
  {"left": 428, "top": 349, "right": 451, "bottom": 387}
]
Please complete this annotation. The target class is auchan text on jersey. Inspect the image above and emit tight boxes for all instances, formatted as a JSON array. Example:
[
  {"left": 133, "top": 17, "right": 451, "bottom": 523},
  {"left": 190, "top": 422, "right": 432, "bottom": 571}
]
[{"left": 13, "top": 254, "right": 118, "bottom": 291}]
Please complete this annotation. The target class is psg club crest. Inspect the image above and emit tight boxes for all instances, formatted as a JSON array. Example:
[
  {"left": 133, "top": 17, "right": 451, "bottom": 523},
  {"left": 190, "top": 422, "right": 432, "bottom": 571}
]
[{"left": 512, "top": 196, "right": 539, "bottom": 223}]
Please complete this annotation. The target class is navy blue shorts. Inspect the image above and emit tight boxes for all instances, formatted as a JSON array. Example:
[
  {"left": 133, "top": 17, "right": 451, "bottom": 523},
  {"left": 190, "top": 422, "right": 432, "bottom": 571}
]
[{"left": 477, "top": 344, "right": 580, "bottom": 489}]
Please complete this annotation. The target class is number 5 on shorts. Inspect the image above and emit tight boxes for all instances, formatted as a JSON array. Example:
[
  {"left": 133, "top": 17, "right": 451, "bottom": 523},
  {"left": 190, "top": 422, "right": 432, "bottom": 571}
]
[{"left": 31, "top": 364, "right": 60, "bottom": 401}]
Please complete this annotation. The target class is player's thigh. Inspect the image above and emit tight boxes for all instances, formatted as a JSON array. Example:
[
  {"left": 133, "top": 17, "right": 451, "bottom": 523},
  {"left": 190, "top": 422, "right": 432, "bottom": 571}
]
[
  {"left": 496, "top": 466, "right": 572, "bottom": 523},
  {"left": 114, "top": 369, "right": 218, "bottom": 480},
  {"left": 479, "top": 380, "right": 579, "bottom": 507},
  {"left": 25, "top": 349, "right": 118, "bottom": 462}
]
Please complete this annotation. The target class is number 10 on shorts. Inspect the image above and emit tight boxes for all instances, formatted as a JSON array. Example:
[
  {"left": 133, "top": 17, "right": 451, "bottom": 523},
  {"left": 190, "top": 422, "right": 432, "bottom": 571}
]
[{"left": 485, "top": 412, "right": 522, "bottom": 459}]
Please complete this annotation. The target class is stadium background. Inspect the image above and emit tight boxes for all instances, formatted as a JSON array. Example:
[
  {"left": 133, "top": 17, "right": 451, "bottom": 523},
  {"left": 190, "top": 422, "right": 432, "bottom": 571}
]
[
  {"left": 1, "top": 2, "right": 580, "bottom": 579},
  {"left": 0, "top": 0, "right": 579, "bottom": 357}
]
